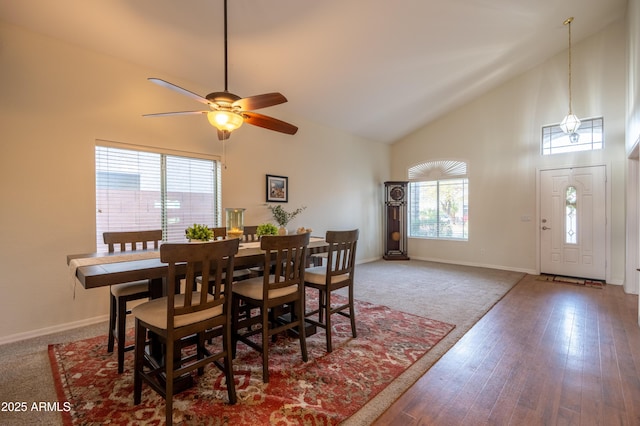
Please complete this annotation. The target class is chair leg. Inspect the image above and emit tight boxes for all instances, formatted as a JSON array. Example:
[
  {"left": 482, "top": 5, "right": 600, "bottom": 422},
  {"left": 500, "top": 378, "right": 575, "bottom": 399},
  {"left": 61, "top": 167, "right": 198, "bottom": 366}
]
[
  {"left": 165, "top": 335, "right": 174, "bottom": 426},
  {"left": 107, "top": 293, "right": 117, "bottom": 353},
  {"left": 231, "top": 297, "right": 240, "bottom": 358},
  {"left": 349, "top": 286, "right": 357, "bottom": 338},
  {"left": 262, "top": 307, "right": 270, "bottom": 383},
  {"left": 325, "top": 291, "right": 333, "bottom": 353},
  {"left": 116, "top": 296, "right": 128, "bottom": 374},
  {"left": 297, "top": 299, "right": 308, "bottom": 362},
  {"left": 197, "top": 332, "right": 205, "bottom": 376},
  {"left": 317, "top": 289, "right": 325, "bottom": 322},
  {"left": 223, "top": 322, "right": 237, "bottom": 404},
  {"left": 133, "top": 320, "right": 144, "bottom": 405}
]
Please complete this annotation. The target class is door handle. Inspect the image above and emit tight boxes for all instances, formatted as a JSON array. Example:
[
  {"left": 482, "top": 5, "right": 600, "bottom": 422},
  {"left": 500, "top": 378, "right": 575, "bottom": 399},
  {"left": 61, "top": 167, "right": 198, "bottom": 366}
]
[{"left": 542, "top": 226, "right": 551, "bottom": 230}]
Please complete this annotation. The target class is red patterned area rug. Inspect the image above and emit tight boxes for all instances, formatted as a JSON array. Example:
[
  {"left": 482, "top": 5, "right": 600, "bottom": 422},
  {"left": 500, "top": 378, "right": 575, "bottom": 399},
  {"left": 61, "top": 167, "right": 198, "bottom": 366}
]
[{"left": 49, "top": 296, "right": 454, "bottom": 425}]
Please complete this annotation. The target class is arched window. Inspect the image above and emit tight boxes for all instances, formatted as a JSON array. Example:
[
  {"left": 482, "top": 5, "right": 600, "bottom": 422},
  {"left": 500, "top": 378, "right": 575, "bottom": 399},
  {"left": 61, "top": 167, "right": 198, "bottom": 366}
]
[{"left": 408, "top": 160, "right": 468, "bottom": 240}]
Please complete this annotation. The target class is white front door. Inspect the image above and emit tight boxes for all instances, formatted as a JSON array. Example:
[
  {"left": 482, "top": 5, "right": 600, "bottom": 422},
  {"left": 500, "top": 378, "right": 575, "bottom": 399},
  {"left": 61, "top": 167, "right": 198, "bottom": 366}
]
[{"left": 540, "top": 166, "right": 606, "bottom": 280}]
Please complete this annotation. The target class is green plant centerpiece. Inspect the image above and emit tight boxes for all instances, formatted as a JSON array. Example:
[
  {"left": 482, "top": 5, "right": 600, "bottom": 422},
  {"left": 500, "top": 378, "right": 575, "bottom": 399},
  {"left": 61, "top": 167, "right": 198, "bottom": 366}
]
[
  {"left": 256, "top": 223, "right": 279, "bottom": 237},
  {"left": 185, "top": 224, "right": 213, "bottom": 242},
  {"left": 267, "top": 205, "right": 306, "bottom": 235}
]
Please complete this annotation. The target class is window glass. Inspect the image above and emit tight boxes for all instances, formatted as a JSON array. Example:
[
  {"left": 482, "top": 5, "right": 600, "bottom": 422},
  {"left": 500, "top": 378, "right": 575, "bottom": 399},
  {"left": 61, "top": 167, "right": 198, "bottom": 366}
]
[
  {"left": 95, "top": 145, "right": 220, "bottom": 251},
  {"left": 408, "top": 177, "right": 468, "bottom": 240},
  {"left": 565, "top": 185, "right": 577, "bottom": 244},
  {"left": 542, "top": 117, "right": 603, "bottom": 155}
]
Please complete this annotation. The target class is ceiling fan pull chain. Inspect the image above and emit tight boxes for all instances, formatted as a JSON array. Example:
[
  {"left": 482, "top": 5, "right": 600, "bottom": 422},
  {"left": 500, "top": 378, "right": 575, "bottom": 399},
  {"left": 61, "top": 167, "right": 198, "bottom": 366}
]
[{"left": 222, "top": 138, "right": 227, "bottom": 169}]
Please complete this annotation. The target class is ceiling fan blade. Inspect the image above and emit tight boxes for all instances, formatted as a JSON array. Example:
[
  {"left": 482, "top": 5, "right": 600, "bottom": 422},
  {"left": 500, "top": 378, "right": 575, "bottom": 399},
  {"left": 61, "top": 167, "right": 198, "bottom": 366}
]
[
  {"left": 243, "top": 112, "right": 298, "bottom": 135},
  {"left": 233, "top": 93, "right": 288, "bottom": 111},
  {"left": 148, "top": 78, "right": 210, "bottom": 106},
  {"left": 143, "top": 111, "right": 207, "bottom": 117}
]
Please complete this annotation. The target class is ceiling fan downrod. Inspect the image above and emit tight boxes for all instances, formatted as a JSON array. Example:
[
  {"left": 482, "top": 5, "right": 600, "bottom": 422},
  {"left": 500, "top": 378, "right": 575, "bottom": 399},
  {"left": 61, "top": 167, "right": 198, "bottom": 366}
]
[{"left": 223, "top": 0, "right": 229, "bottom": 93}]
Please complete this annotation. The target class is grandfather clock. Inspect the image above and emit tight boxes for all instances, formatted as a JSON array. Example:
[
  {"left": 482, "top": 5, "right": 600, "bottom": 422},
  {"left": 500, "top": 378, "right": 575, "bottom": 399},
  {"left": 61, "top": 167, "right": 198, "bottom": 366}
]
[{"left": 383, "top": 181, "right": 409, "bottom": 260}]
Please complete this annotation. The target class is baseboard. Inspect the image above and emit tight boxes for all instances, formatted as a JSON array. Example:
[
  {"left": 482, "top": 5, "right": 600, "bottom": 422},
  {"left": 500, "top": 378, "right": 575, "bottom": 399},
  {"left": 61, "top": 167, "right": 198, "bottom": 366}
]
[
  {"left": 0, "top": 314, "right": 108, "bottom": 346},
  {"left": 357, "top": 256, "right": 383, "bottom": 265},
  {"left": 406, "top": 255, "right": 537, "bottom": 275},
  {"left": 607, "top": 278, "right": 624, "bottom": 286}
]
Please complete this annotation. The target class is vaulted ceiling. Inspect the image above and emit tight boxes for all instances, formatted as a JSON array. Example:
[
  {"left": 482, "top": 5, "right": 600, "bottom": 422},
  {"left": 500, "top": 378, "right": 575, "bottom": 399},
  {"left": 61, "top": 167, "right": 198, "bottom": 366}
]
[{"left": 0, "top": 0, "right": 628, "bottom": 144}]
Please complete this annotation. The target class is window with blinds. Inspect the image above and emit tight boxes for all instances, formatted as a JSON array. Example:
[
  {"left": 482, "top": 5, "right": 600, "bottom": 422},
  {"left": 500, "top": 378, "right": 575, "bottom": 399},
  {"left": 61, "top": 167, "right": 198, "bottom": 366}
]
[
  {"left": 407, "top": 160, "right": 469, "bottom": 240},
  {"left": 95, "top": 143, "right": 220, "bottom": 251}
]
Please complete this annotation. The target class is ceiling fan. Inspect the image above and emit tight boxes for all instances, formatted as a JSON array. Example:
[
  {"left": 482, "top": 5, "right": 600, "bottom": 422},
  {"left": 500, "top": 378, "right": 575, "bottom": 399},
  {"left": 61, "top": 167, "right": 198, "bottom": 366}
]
[{"left": 143, "top": 0, "right": 298, "bottom": 141}]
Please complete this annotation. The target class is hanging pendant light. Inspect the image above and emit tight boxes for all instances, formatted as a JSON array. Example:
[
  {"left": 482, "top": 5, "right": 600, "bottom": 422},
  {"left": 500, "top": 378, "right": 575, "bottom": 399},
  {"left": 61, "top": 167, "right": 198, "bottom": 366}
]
[{"left": 560, "top": 17, "right": 581, "bottom": 140}]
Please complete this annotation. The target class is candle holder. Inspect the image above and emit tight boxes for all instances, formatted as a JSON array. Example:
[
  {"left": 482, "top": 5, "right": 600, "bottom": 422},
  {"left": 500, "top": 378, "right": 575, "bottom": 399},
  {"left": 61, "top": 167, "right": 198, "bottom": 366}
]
[{"left": 226, "top": 208, "right": 245, "bottom": 239}]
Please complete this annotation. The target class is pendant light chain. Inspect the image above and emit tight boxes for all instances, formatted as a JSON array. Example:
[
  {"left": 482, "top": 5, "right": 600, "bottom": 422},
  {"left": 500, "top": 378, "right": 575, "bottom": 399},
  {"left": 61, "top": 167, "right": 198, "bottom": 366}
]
[
  {"left": 560, "top": 16, "right": 580, "bottom": 137},
  {"left": 565, "top": 17, "right": 573, "bottom": 115}
]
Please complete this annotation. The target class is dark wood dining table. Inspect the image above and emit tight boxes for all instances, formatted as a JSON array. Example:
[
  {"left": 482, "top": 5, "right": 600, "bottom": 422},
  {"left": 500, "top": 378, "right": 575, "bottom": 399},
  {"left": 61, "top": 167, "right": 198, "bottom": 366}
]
[
  {"left": 68, "top": 237, "right": 329, "bottom": 294},
  {"left": 67, "top": 237, "right": 328, "bottom": 391}
]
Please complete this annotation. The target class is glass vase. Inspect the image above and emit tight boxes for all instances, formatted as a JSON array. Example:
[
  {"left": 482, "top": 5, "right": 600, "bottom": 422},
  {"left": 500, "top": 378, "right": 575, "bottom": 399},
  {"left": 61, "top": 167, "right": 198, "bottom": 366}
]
[{"left": 226, "top": 208, "right": 245, "bottom": 239}]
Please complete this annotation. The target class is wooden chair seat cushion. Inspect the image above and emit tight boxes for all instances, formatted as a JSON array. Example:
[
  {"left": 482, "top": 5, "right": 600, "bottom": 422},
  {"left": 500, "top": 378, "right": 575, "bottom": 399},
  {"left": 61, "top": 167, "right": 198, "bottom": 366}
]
[
  {"left": 304, "top": 266, "right": 350, "bottom": 285},
  {"left": 132, "top": 293, "right": 222, "bottom": 329},
  {"left": 233, "top": 276, "right": 298, "bottom": 300},
  {"left": 111, "top": 281, "right": 149, "bottom": 297},
  {"left": 232, "top": 269, "right": 252, "bottom": 279}
]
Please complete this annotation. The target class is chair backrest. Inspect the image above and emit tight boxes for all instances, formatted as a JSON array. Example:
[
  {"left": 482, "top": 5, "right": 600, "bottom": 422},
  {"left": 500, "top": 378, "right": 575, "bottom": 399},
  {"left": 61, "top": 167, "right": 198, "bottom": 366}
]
[
  {"left": 103, "top": 230, "right": 163, "bottom": 252},
  {"left": 210, "top": 226, "right": 258, "bottom": 242},
  {"left": 260, "top": 233, "right": 310, "bottom": 296},
  {"left": 325, "top": 229, "right": 359, "bottom": 282},
  {"left": 160, "top": 239, "right": 240, "bottom": 329},
  {"left": 210, "top": 227, "right": 227, "bottom": 240},
  {"left": 242, "top": 225, "right": 259, "bottom": 242}
]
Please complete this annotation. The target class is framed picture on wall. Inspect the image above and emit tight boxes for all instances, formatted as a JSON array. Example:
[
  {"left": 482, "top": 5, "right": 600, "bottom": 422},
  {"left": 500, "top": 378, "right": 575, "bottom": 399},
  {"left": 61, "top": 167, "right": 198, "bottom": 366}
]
[{"left": 266, "top": 174, "right": 288, "bottom": 202}]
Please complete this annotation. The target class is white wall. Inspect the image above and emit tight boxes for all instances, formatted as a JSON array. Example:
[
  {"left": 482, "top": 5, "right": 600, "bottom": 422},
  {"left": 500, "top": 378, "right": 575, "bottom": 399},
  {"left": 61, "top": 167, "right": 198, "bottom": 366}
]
[
  {"left": 625, "top": 0, "right": 640, "bottom": 318},
  {"left": 390, "top": 20, "right": 628, "bottom": 283},
  {"left": 0, "top": 23, "right": 389, "bottom": 342},
  {"left": 628, "top": 0, "right": 640, "bottom": 154}
]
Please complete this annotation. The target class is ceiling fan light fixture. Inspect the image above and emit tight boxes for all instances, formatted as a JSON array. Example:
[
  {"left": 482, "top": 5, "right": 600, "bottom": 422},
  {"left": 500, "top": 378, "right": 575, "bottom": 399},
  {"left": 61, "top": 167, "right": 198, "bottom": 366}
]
[
  {"left": 207, "top": 110, "right": 244, "bottom": 132},
  {"left": 143, "top": 0, "right": 297, "bottom": 139}
]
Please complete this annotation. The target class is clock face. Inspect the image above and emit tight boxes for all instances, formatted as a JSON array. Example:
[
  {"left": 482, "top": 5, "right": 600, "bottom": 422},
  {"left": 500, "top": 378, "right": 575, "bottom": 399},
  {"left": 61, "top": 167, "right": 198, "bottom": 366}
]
[{"left": 390, "top": 186, "right": 404, "bottom": 201}]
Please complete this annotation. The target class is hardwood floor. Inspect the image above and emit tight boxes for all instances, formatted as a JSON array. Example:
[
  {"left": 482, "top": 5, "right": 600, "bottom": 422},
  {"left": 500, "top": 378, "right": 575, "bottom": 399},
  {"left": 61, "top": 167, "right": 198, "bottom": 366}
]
[{"left": 373, "top": 275, "right": 640, "bottom": 425}]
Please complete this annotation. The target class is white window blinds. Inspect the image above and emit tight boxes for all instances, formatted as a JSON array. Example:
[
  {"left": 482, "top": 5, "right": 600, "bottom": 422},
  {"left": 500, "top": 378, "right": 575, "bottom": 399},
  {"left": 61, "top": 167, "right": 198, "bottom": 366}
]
[{"left": 95, "top": 143, "right": 220, "bottom": 251}]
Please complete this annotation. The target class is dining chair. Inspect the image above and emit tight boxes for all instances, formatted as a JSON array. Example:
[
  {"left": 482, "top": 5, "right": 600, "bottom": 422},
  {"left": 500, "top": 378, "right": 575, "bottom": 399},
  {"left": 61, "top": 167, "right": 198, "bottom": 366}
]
[
  {"left": 104, "top": 229, "right": 163, "bottom": 374},
  {"left": 132, "top": 238, "right": 239, "bottom": 426},
  {"left": 211, "top": 226, "right": 227, "bottom": 240},
  {"left": 236, "top": 224, "right": 267, "bottom": 276},
  {"left": 211, "top": 225, "right": 258, "bottom": 242},
  {"left": 304, "top": 229, "right": 359, "bottom": 352},
  {"left": 242, "top": 225, "right": 260, "bottom": 242},
  {"left": 232, "top": 232, "right": 310, "bottom": 383},
  {"left": 202, "top": 226, "right": 255, "bottom": 281}
]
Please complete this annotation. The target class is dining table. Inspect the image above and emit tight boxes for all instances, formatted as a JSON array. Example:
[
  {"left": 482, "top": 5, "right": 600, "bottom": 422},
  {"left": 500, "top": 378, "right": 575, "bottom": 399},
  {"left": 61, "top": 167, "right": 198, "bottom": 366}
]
[
  {"left": 66, "top": 236, "right": 328, "bottom": 391},
  {"left": 67, "top": 236, "right": 328, "bottom": 293}
]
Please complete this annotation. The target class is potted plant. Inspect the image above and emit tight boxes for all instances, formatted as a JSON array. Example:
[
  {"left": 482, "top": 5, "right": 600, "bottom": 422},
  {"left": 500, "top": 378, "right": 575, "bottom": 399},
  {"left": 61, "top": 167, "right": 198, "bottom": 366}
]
[
  {"left": 267, "top": 205, "right": 306, "bottom": 235},
  {"left": 256, "top": 223, "right": 279, "bottom": 238},
  {"left": 185, "top": 224, "right": 213, "bottom": 242}
]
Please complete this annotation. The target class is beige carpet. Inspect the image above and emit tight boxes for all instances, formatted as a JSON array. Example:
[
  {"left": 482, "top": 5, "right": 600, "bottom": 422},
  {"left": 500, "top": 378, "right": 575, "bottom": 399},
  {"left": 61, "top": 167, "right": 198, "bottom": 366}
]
[{"left": 0, "top": 259, "right": 524, "bottom": 425}]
